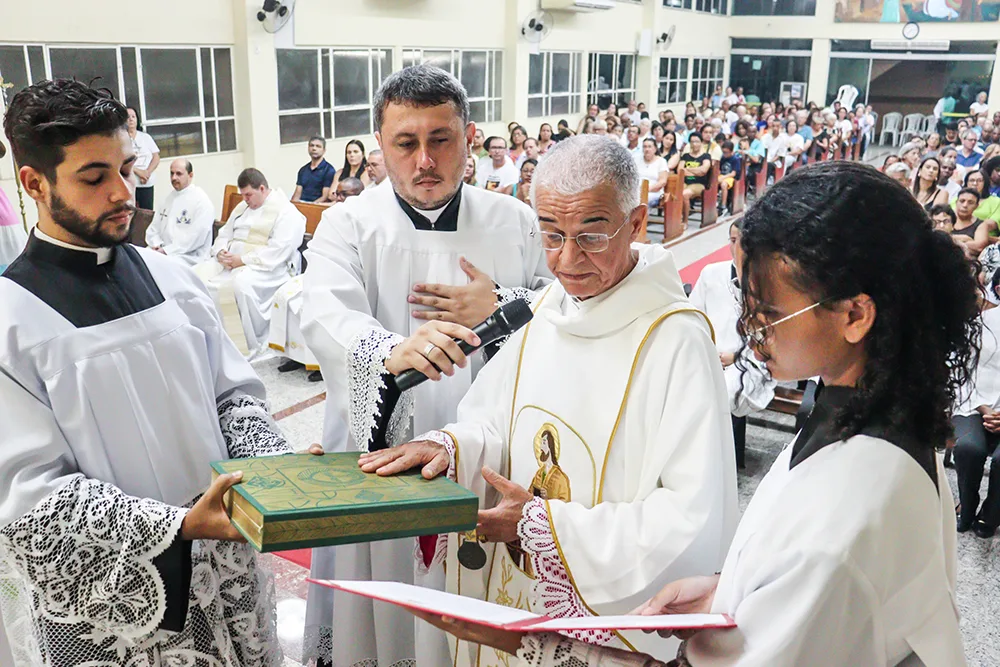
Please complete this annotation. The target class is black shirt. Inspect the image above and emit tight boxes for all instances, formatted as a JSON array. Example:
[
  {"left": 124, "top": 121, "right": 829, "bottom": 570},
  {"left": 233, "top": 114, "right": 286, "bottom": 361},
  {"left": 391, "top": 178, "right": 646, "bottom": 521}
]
[
  {"left": 296, "top": 158, "right": 337, "bottom": 202},
  {"left": 681, "top": 152, "right": 712, "bottom": 187}
]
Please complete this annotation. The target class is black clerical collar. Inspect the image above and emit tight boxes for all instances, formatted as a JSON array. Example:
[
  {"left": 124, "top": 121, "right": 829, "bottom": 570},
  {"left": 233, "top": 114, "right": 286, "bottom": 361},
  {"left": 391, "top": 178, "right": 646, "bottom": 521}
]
[
  {"left": 394, "top": 186, "right": 462, "bottom": 232},
  {"left": 791, "top": 383, "right": 937, "bottom": 485},
  {"left": 23, "top": 228, "right": 119, "bottom": 273}
]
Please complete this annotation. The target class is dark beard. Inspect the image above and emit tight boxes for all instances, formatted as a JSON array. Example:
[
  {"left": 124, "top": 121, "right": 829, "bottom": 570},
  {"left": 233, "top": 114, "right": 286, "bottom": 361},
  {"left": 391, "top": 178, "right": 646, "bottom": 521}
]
[{"left": 50, "top": 191, "right": 133, "bottom": 247}]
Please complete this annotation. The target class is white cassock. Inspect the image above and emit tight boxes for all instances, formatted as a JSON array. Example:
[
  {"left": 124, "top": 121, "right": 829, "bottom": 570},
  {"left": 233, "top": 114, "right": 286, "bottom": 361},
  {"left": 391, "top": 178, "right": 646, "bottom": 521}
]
[
  {"left": 0, "top": 232, "right": 290, "bottom": 665},
  {"left": 686, "top": 437, "right": 964, "bottom": 666},
  {"left": 300, "top": 181, "right": 552, "bottom": 667},
  {"left": 145, "top": 183, "right": 215, "bottom": 266},
  {"left": 688, "top": 260, "right": 775, "bottom": 416},
  {"left": 269, "top": 274, "right": 320, "bottom": 369},
  {"left": 195, "top": 189, "right": 306, "bottom": 358},
  {"left": 436, "top": 244, "right": 739, "bottom": 666}
]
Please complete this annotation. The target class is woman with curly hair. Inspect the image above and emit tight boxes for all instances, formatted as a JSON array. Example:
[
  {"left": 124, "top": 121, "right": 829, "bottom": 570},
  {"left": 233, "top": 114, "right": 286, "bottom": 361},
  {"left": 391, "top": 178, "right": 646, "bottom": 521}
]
[{"left": 409, "top": 161, "right": 975, "bottom": 666}]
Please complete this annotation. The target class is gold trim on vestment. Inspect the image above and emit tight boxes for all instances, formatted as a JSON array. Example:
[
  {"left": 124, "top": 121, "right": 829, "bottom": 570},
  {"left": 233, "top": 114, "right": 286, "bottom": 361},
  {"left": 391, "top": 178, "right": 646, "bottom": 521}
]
[
  {"left": 597, "top": 307, "right": 714, "bottom": 503},
  {"left": 269, "top": 343, "right": 285, "bottom": 352}
]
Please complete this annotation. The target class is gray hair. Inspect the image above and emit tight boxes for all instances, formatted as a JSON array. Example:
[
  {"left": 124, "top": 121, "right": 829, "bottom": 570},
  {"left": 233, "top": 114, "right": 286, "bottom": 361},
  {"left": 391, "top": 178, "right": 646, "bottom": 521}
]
[
  {"left": 898, "top": 141, "right": 920, "bottom": 157},
  {"left": 368, "top": 149, "right": 383, "bottom": 157},
  {"left": 531, "top": 135, "right": 639, "bottom": 216},
  {"left": 886, "top": 163, "right": 911, "bottom": 179},
  {"left": 373, "top": 64, "right": 470, "bottom": 132},
  {"left": 592, "top": 118, "right": 608, "bottom": 131},
  {"left": 962, "top": 129, "right": 978, "bottom": 141}
]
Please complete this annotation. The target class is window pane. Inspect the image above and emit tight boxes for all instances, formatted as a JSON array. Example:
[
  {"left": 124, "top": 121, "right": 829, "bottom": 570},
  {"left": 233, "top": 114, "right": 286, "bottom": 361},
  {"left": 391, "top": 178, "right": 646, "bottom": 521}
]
[
  {"left": 597, "top": 54, "right": 614, "bottom": 93},
  {"left": 403, "top": 52, "right": 420, "bottom": 69},
  {"left": 469, "top": 100, "right": 486, "bottom": 124},
  {"left": 279, "top": 112, "right": 322, "bottom": 144},
  {"left": 214, "top": 49, "right": 234, "bottom": 117},
  {"left": 206, "top": 119, "right": 218, "bottom": 153},
  {"left": 27, "top": 45, "right": 44, "bottom": 83},
  {"left": 462, "top": 51, "right": 487, "bottom": 99},
  {"left": 658, "top": 82, "right": 668, "bottom": 105},
  {"left": 528, "top": 97, "right": 544, "bottom": 118},
  {"left": 333, "top": 50, "right": 370, "bottom": 107},
  {"left": 528, "top": 53, "right": 545, "bottom": 96},
  {"left": 200, "top": 48, "right": 215, "bottom": 118},
  {"left": 277, "top": 49, "right": 319, "bottom": 111},
  {"left": 49, "top": 48, "right": 119, "bottom": 97},
  {"left": 660, "top": 58, "right": 670, "bottom": 79},
  {"left": 0, "top": 46, "right": 29, "bottom": 97},
  {"left": 617, "top": 55, "right": 634, "bottom": 91},
  {"left": 493, "top": 52, "right": 503, "bottom": 98},
  {"left": 423, "top": 50, "right": 453, "bottom": 74},
  {"left": 121, "top": 48, "right": 140, "bottom": 111},
  {"left": 379, "top": 49, "right": 392, "bottom": 83},
  {"left": 322, "top": 51, "right": 332, "bottom": 110},
  {"left": 333, "top": 108, "right": 371, "bottom": 138},
  {"left": 325, "top": 111, "right": 333, "bottom": 138},
  {"left": 141, "top": 49, "right": 200, "bottom": 120},
  {"left": 551, "top": 95, "right": 570, "bottom": 115},
  {"left": 146, "top": 121, "right": 204, "bottom": 157},
  {"left": 551, "top": 53, "right": 571, "bottom": 94}
]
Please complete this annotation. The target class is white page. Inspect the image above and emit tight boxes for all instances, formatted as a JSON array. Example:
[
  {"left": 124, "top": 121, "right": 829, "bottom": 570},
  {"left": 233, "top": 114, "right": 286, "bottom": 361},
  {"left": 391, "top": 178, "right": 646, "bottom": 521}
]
[
  {"left": 528, "top": 613, "right": 735, "bottom": 632},
  {"left": 314, "top": 580, "right": 541, "bottom": 629}
]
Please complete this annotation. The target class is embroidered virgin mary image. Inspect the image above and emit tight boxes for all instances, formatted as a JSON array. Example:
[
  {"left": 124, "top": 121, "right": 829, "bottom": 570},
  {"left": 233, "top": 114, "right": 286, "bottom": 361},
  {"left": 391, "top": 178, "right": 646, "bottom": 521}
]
[{"left": 529, "top": 424, "right": 571, "bottom": 502}]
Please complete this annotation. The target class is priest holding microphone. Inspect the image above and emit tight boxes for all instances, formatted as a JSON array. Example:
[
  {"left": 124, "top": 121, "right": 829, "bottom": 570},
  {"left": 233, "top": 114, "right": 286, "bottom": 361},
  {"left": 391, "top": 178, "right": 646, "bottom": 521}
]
[{"left": 300, "top": 65, "right": 551, "bottom": 667}]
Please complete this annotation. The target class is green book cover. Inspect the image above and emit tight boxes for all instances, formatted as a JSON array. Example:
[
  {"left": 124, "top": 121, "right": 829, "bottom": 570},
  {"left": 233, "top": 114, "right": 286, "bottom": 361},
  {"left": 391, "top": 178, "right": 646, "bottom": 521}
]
[{"left": 211, "top": 452, "right": 478, "bottom": 552}]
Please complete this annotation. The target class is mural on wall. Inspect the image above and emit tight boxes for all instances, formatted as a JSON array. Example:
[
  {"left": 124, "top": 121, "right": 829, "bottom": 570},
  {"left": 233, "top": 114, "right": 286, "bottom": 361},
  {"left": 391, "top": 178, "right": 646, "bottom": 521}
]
[{"left": 835, "top": 0, "right": 1000, "bottom": 21}]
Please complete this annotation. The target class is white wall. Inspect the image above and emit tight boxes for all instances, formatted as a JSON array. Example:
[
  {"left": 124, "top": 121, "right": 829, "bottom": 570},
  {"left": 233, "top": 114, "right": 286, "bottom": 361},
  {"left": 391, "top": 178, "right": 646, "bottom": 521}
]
[{"left": 2, "top": 0, "right": 996, "bottom": 230}]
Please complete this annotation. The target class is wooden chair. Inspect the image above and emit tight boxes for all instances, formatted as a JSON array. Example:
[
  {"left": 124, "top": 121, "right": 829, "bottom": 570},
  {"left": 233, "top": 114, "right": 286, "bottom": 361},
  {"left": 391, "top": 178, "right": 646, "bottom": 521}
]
[
  {"left": 699, "top": 160, "right": 720, "bottom": 227},
  {"left": 731, "top": 158, "right": 747, "bottom": 214},
  {"left": 752, "top": 158, "right": 767, "bottom": 196},
  {"left": 772, "top": 160, "right": 786, "bottom": 183},
  {"left": 129, "top": 208, "right": 155, "bottom": 247},
  {"left": 766, "top": 386, "right": 804, "bottom": 416},
  {"left": 662, "top": 172, "right": 685, "bottom": 242},
  {"left": 638, "top": 180, "right": 650, "bottom": 243}
]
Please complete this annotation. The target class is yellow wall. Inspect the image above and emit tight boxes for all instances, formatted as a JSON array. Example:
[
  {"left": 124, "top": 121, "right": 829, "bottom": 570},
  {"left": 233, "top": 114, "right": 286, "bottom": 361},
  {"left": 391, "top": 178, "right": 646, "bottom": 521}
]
[{"left": 1, "top": 0, "right": 997, "bottom": 229}]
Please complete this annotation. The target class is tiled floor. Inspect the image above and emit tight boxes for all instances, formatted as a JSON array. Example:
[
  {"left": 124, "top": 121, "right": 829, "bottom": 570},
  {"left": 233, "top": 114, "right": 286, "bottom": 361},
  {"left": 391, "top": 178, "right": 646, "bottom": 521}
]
[{"left": 259, "top": 222, "right": 999, "bottom": 666}]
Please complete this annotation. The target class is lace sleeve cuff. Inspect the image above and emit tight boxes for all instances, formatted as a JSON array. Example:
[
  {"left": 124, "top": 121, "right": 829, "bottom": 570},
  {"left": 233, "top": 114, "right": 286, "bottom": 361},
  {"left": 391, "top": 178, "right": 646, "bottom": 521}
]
[
  {"left": 348, "top": 329, "right": 414, "bottom": 452},
  {"left": 518, "top": 499, "right": 614, "bottom": 645},
  {"left": 411, "top": 430, "right": 457, "bottom": 573},
  {"left": 494, "top": 285, "right": 533, "bottom": 307},
  {"left": 0, "top": 476, "right": 186, "bottom": 638},
  {"left": 415, "top": 430, "right": 457, "bottom": 481},
  {"left": 218, "top": 394, "right": 292, "bottom": 459},
  {"left": 516, "top": 633, "right": 669, "bottom": 667}
]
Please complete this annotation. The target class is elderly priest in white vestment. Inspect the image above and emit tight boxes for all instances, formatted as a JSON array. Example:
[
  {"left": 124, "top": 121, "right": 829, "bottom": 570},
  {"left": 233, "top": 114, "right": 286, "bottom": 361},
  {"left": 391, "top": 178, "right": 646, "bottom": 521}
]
[
  {"left": 361, "top": 135, "right": 740, "bottom": 665},
  {"left": 195, "top": 167, "right": 306, "bottom": 357},
  {"left": 301, "top": 65, "right": 552, "bottom": 667},
  {"left": 145, "top": 158, "right": 215, "bottom": 265}
]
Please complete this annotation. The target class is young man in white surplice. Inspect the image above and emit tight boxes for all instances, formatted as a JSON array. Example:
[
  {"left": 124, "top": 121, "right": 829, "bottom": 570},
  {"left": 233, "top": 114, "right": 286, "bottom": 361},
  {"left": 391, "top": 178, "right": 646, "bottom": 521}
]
[
  {"left": 194, "top": 167, "right": 306, "bottom": 359},
  {"left": 360, "top": 135, "right": 739, "bottom": 666},
  {"left": 0, "top": 79, "right": 321, "bottom": 667},
  {"left": 299, "top": 65, "right": 552, "bottom": 667}
]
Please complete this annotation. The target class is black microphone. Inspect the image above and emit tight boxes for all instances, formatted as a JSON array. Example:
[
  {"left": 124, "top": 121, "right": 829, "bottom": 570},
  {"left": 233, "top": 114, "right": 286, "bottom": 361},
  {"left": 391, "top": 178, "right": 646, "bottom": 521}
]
[{"left": 394, "top": 299, "right": 534, "bottom": 392}]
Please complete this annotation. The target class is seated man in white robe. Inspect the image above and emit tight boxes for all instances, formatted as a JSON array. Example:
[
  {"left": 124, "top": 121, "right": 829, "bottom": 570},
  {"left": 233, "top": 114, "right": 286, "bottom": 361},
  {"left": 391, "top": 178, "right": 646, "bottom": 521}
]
[
  {"left": 361, "top": 135, "right": 739, "bottom": 665},
  {"left": 0, "top": 78, "right": 321, "bottom": 667},
  {"left": 195, "top": 167, "right": 306, "bottom": 358},
  {"left": 145, "top": 158, "right": 215, "bottom": 265},
  {"left": 271, "top": 178, "right": 365, "bottom": 382}
]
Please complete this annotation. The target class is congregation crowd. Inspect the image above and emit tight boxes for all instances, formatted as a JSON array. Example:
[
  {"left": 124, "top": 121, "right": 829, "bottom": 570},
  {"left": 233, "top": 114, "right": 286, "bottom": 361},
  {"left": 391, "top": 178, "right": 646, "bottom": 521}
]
[{"left": 0, "top": 62, "right": 997, "bottom": 667}]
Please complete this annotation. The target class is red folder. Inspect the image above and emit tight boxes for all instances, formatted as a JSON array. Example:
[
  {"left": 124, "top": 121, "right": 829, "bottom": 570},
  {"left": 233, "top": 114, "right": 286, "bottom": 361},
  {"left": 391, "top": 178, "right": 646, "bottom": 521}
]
[{"left": 308, "top": 579, "right": 736, "bottom": 633}]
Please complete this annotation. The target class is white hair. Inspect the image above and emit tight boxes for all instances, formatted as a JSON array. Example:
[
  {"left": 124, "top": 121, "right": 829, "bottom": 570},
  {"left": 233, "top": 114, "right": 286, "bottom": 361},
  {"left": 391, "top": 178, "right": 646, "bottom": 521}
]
[
  {"left": 898, "top": 141, "right": 920, "bottom": 157},
  {"left": 593, "top": 118, "right": 608, "bottom": 131},
  {"left": 531, "top": 135, "right": 639, "bottom": 216},
  {"left": 886, "top": 163, "right": 911, "bottom": 179}
]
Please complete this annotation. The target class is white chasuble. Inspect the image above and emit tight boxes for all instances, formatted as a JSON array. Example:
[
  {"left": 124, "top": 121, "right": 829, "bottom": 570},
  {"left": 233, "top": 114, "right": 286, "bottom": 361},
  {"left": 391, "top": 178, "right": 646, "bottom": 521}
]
[
  {"left": 145, "top": 183, "right": 215, "bottom": 266},
  {"left": 441, "top": 245, "right": 740, "bottom": 667},
  {"left": 269, "top": 275, "right": 320, "bottom": 369},
  {"left": 300, "top": 182, "right": 551, "bottom": 667},
  {"left": 195, "top": 188, "right": 306, "bottom": 357}
]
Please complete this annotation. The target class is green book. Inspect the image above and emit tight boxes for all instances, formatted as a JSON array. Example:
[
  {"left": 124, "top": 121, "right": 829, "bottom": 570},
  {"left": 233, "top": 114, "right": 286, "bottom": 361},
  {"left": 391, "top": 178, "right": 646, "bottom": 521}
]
[{"left": 211, "top": 452, "right": 478, "bottom": 553}]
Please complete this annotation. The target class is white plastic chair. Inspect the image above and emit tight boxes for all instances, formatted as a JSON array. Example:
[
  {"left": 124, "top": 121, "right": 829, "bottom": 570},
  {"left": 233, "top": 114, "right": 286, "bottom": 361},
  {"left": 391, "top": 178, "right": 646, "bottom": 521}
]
[
  {"left": 835, "top": 84, "right": 859, "bottom": 110},
  {"left": 898, "top": 113, "right": 925, "bottom": 144},
  {"left": 879, "top": 112, "right": 903, "bottom": 146},
  {"left": 923, "top": 114, "right": 937, "bottom": 136}
]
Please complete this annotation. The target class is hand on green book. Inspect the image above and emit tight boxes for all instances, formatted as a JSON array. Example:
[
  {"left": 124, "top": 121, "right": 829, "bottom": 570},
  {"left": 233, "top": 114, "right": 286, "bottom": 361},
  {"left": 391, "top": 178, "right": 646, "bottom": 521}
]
[
  {"left": 181, "top": 471, "right": 247, "bottom": 542},
  {"left": 358, "top": 440, "right": 450, "bottom": 479}
]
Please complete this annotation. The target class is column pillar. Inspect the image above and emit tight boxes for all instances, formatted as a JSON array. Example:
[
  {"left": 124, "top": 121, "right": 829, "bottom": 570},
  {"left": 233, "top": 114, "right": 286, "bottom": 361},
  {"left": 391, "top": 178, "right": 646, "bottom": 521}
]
[
  {"left": 231, "top": 0, "right": 281, "bottom": 169},
  {"left": 807, "top": 38, "right": 831, "bottom": 107}
]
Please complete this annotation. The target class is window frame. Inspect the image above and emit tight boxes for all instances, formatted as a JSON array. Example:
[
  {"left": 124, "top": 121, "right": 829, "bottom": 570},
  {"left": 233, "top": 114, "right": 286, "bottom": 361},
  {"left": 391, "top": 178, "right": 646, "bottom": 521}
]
[
  {"left": 0, "top": 42, "right": 238, "bottom": 157},
  {"left": 657, "top": 56, "right": 690, "bottom": 105},
  {"left": 663, "top": 0, "right": 729, "bottom": 15},
  {"left": 586, "top": 52, "right": 637, "bottom": 110},
  {"left": 401, "top": 47, "right": 504, "bottom": 123},
  {"left": 691, "top": 57, "right": 726, "bottom": 102},
  {"left": 527, "top": 51, "right": 583, "bottom": 118},
  {"left": 276, "top": 46, "right": 393, "bottom": 144}
]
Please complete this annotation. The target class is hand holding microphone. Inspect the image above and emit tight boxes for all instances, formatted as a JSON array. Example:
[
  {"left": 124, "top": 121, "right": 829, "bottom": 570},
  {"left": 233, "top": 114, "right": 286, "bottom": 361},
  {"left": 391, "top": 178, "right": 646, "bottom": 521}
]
[{"left": 386, "top": 300, "right": 534, "bottom": 391}]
